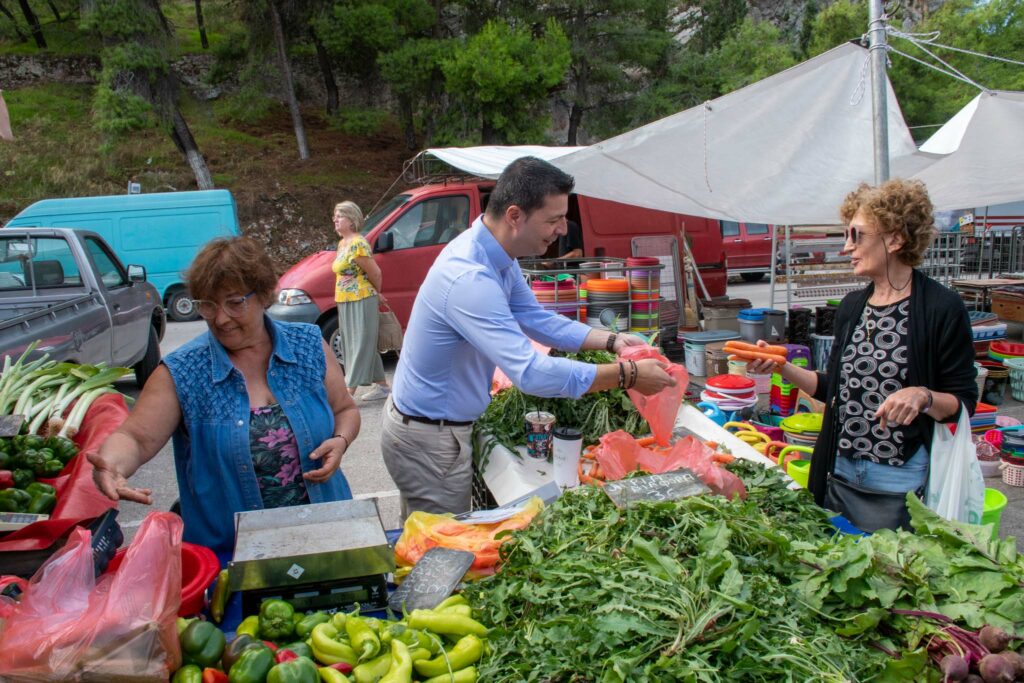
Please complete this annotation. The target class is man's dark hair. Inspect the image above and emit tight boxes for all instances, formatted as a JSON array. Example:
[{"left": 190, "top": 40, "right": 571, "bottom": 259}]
[{"left": 486, "top": 156, "right": 575, "bottom": 219}]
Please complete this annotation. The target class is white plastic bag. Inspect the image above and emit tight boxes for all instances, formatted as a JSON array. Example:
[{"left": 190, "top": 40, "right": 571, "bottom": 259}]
[{"left": 926, "top": 404, "right": 985, "bottom": 524}]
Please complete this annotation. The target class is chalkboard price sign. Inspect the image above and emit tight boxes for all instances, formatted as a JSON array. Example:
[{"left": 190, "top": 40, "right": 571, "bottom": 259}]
[
  {"left": 0, "top": 415, "right": 24, "bottom": 438},
  {"left": 603, "top": 469, "right": 709, "bottom": 508},
  {"left": 388, "top": 547, "right": 476, "bottom": 613}
]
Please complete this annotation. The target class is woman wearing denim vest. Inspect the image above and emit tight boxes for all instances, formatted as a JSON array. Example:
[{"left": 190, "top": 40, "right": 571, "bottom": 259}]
[{"left": 90, "top": 237, "right": 359, "bottom": 557}]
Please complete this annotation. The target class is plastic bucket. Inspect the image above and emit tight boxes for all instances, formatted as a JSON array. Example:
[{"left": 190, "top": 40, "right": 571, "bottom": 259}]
[
  {"left": 739, "top": 317, "right": 763, "bottom": 343},
  {"left": 979, "top": 488, "right": 1008, "bottom": 539},
  {"left": 684, "top": 342, "right": 706, "bottom": 376},
  {"left": 105, "top": 542, "right": 220, "bottom": 617},
  {"left": 787, "top": 459, "right": 811, "bottom": 488}
]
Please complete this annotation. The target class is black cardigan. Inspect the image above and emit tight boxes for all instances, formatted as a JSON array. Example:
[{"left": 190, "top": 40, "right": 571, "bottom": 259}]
[{"left": 807, "top": 268, "right": 979, "bottom": 506}]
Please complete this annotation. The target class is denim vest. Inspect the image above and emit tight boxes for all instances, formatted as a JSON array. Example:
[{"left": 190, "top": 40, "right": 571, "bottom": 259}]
[{"left": 163, "top": 316, "right": 352, "bottom": 558}]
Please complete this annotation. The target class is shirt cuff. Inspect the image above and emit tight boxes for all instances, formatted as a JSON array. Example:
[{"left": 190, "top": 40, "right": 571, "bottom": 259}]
[{"left": 562, "top": 320, "right": 593, "bottom": 352}]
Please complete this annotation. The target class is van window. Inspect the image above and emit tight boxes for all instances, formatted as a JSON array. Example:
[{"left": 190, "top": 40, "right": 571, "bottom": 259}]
[
  {"left": 721, "top": 221, "right": 740, "bottom": 237},
  {"left": 84, "top": 236, "right": 128, "bottom": 288},
  {"left": 0, "top": 236, "right": 80, "bottom": 289},
  {"left": 363, "top": 194, "right": 411, "bottom": 236},
  {"left": 746, "top": 223, "right": 769, "bottom": 235},
  {"left": 382, "top": 196, "right": 471, "bottom": 250}
]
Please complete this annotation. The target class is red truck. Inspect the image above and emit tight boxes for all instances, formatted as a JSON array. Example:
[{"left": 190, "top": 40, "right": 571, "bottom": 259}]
[{"left": 267, "top": 180, "right": 727, "bottom": 355}]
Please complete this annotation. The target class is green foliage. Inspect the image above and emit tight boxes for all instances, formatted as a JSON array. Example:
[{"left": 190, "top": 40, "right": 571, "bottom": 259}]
[
  {"left": 442, "top": 18, "right": 571, "bottom": 143},
  {"left": 378, "top": 37, "right": 450, "bottom": 98},
  {"left": 328, "top": 107, "right": 392, "bottom": 136},
  {"left": 806, "top": 0, "right": 867, "bottom": 57},
  {"left": 92, "top": 78, "right": 155, "bottom": 133},
  {"left": 682, "top": 0, "right": 748, "bottom": 54}
]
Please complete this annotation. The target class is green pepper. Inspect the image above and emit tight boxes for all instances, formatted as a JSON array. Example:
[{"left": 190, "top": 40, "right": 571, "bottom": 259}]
[
  {"left": 228, "top": 645, "right": 274, "bottom": 683},
  {"left": 0, "top": 451, "right": 10, "bottom": 470},
  {"left": 433, "top": 595, "right": 468, "bottom": 611},
  {"left": 294, "top": 611, "right": 330, "bottom": 639},
  {"left": 210, "top": 570, "right": 231, "bottom": 623},
  {"left": 50, "top": 437, "right": 78, "bottom": 464},
  {"left": 421, "top": 666, "right": 478, "bottom": 683},
  {"left": 0, "top": 438, "right": 9, "bottom": 454},
  {"left": 379, "top": 641, "right": 412, "bottom": 683},
  {"left": 25, "top": 482, "right": 55, "bottom": 497},
  {"left": 22, "top": 435, "right": 44, "bottom": 451},
  {"left": 406, "top": 611, "right": 487, "bottom": 638},
  {"left": 27, "top": 493, "right": 56, "bottom": 514},
  {"left": 236, "top": 615, "right": 260, "bottom": 639},
  {"left": 181, "top": 620, "right": 227, "bottom": 668},
  {"left": 41, "top": 459, "right": 63, "bottom": 478},
  {"left": 266, "top": 655, "right": 318, "bottom": 683},
  {"left": 11, "top": 468, "right": 33, "bottom": 490},
  {"left": 222, "top": 633, "right": 258, "bottom": 671},
  {"left": 259, "top": 599, "right": 296, "bottom": 641},
  {"left": 413, "top": 635, "right": 483, "bottom": 679},
  {"left": 22, "top": 450, "right": 47, "bottom": 476},
  {"left": 345, "top": 617, "right": 380, "bottom": 662},
  {"left": 281, "top": 641, "right": 312, "bottom": 660},
  {"left": 310, "top": 623, "right": 357, "bottom": 666},
  {"left": 318, "top": 665, "right": 352, "bottom": 683},
  {"left": 351, "top": 651, "right": 391, "bottom": 683},
  {"left": 1, "top": 488, "right": 31, "bottom": 511},
  {"left": 36, "top": 447, "right": 54, "bottom": 462},
  {"left": 0, "top": 495, "right": 18, "bottom": 512},
  {"left": 172, "top": 664, "right": 203, "bottom": 683}
]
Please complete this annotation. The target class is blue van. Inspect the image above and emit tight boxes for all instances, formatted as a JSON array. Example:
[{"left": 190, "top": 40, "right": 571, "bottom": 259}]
[{"left": 4, "top": 190, "right": 239, "bottom": 320}]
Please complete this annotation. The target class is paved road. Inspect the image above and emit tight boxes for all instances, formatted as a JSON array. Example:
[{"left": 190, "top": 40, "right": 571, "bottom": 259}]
[{"left": 116, "top": 320, "right": 401, "bottom": 539}]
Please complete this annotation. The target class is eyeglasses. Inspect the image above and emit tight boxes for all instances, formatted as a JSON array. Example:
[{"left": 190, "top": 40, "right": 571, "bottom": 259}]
[
  {"left": 190, "top": 291, "right": 257, "bottom": 320},
  {"left": 843, "top": 226, "right": 877, "bottom": 244}
]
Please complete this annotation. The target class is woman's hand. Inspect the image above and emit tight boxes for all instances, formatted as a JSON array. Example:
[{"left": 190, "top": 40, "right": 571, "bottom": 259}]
[
  {"left": 304, "top": 435, "right": 348, "bottom": 483},
  {"left": 88, "top": 451, "right": 153, "bottom": 505},
  {"left": 875, "top": 387, "right": 930, "bottom": 429},
  {"left": 745, "top": 340, "right": 785, "bottom": 374}
]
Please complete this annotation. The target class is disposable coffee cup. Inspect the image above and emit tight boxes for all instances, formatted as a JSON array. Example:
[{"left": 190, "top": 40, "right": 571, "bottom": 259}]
[
  {"left": 551, "top": 427, "right": 583, "bottom": 489},
  {"left": 525, "top": 411, "right": 556, "bottom": 460}
]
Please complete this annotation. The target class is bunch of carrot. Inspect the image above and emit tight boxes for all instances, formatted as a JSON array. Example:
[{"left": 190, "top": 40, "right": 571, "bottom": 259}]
[{"left": 723, "top": 340, "right": 788, "bottom": 367}]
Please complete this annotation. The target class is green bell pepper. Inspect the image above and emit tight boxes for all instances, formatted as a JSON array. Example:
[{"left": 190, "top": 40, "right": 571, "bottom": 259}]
[
  {"left": 41, "top": 459, "right": 63, "bottom": 478},
  {"left": 228, "top": 645, "right": 275, "bottom": 683},
  {"left": 171, "top": 664, "right": 203, "bottom": 683},
  {"left": 27, "top": 493, "right": 56, "bottom": 515},
  {"left": 22, "top": 450, "right": 47, "bottom": 476},
  {"left": 21, "top": 435, "right": 44, "bottom": 451},
  {"left": 0, "top": 495, "right": 17, "bottom": 512},
  {"left": 259, "top": 599, "right": 296, "bottom": 641},
  {"left": 25, "top": 482, "right": 55, "bottom": 498},
  {"left": 0, "top": 451, "right": 10, "bottom": 470},
  {"left": 181, "top": 620, "right": 227, "bottom": 668},
  {"left": 11, "top": 468, "right": 33, "bottom": 490},
  {"left": 294, "top": 611, "right": 330, "bottom": 639},
  {"left": 281, "top": 641, "right": 313, "bottom": 660},
  {"left": 0, "top": 438, "right": 9, "bottom": 454},
  {"left": 266, "top": 655, "right": 318, "bottom": 683},
  {"left": 1, "top": 488, "right": 31, "bottom": 511},
  {"left": 222, "top": 633, "right": 258, "bottom": 671}
]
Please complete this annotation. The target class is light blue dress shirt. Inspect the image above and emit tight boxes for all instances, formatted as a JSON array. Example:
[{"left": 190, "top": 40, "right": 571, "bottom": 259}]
[{"left": 392, "top": 217, "right": 598, "bottom": 422}]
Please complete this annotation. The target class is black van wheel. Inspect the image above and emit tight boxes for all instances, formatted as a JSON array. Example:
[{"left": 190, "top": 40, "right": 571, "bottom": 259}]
[
  {"left": 134, "top": 326, "right": 161, "bottom": 388},
  {"left": 167, "top": 289, "right": 199, "bottom": 322},
  {"left": 320, "top": 316, "right": 345, "bottom": 369}
]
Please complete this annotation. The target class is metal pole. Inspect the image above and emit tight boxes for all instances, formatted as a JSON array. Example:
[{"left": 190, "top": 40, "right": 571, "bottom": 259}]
[{"left": 868, "top": 0, "right": 890, "bottom": 183}]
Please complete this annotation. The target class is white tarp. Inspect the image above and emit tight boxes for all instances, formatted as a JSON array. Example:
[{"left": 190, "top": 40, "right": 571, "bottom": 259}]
[
  {"left": 913, "top": 91, "right": 1024, "bottom": 211},
  {"left": 553, "top": 42, "right": 930, "bottom": 225},
  {"left": 422, "top": 145, "right": 585, "bottom": 179}
]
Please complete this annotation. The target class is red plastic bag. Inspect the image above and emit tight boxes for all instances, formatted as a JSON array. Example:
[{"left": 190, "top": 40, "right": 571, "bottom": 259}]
[
  {"left": 619, "top": 345, "right": 688, "bottom": 446},
  {"left": 0, "top": 512, "right": 184, "bottom": 682},
  {"left": 0, "top": 393, "right": 127, "bottom": 553}
]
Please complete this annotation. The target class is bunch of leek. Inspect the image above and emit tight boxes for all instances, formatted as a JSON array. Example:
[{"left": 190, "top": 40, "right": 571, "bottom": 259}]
[{"left": 0, "top": 342, "right": 132, "bottom": 437}]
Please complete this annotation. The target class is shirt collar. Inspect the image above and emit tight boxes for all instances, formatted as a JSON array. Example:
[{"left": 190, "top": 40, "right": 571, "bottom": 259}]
[
  {"left": 208, "top": 314, "right": 296, "bottom": 384},
  {"left": 472, "top": 215, "right": 514, "bottom": 271}
]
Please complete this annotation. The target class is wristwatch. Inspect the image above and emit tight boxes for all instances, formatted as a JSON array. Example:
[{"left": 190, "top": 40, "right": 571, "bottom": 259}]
[
  {"left": 921, "top": 388, "right": 933, "bottom": 414},
  {"left": 606, "top": 333, "right": 618, "bottom": 352}
]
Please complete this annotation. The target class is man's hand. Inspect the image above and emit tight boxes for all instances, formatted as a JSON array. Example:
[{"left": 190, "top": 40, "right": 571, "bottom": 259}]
[
  {"left": 304, "top": 435, "right": 348, "bottom": 483},
  {"left": 613, "top": 333, "right": 648, "bottom": 354},
  {"left": 632, "top": 359, "right": 677, "bottom": 395}
]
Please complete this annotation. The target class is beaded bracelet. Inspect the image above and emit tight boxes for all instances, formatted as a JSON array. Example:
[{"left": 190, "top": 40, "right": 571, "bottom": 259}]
[{"left": 618, "top": 362, "right": 626, "bottom": 389}]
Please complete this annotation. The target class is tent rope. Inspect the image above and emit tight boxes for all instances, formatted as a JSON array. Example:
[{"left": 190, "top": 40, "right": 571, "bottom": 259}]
[
  {"left": 888, "top": 45, "right": 989, "bottom": 92},
  {"left": 850, "top": 51, "right": 870, "bottom": 106},
  {"left": 887, "top": 27, "right": 1024, "bottom": 68}
]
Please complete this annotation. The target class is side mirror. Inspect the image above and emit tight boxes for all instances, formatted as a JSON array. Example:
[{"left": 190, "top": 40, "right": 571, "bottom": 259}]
[
  {"left": 127, "top": 264, "right": 146, "bottom": 283},
  {"left": 375, "top": 231, "right": 394, "bottom": 253}
]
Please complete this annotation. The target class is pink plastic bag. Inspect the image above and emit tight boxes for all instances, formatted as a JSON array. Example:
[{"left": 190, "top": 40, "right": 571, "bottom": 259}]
[
  {"left": 0, "top": 512, "right": 184, "bottom": 682},
  {"left": 620, "top": 345, "right": 688, "bottom": 446}
]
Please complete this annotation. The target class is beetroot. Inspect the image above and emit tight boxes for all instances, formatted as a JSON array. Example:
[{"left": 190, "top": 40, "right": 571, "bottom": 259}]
[
  {"left": 998, "top": 650, "right": 1024, "bottom": 679},
  {"left": 978, "top": 653, "right": 1015, "bottom": 683},
  {"left": 940, "top": 654, "right": 969, "bottom": 681},
  {"left": 980, "top": 626, "right": 1012, "bottom": 654},
  {"left": 965, "top": 675, "right": 984, "bottom": 683}
]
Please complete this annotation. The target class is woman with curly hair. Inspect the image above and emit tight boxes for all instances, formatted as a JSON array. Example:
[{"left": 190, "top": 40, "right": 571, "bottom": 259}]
[{"left": 747, "top": 179, "right": 977, "bottom": 531}]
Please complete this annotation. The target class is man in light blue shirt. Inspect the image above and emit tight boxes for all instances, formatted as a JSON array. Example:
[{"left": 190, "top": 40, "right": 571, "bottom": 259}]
[{"left": 382, "top": 157, "right": 676, "bottom": 518}]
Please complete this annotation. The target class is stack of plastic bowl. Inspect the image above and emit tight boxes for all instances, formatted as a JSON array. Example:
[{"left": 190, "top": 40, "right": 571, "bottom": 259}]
[
  {"left": 780, "top": 412, "right": 823, "bottom": 448},
  {"left": 989, "top": 340, "right": 1024, "bottom": 363},
  {"left": 975, "top": 361, "right": 989, "bottom": 400},
  {"left": 584, "top": 277, "right": 629, "bottom": 331},
  {"left": 626, "top": 257, "right": 660, "bottom": 336},
  {"left": 700, "top": 375, "right": 758, "bottom": 413},
  {"left": 1001, "top": 427, "right": 1024, "bottom": 487},
  {"left": 1004, "top": 357, "right": 1024, "bottom": 401},
  {"left": 531, "top": 278, "right": 579, "bottom": 319}
]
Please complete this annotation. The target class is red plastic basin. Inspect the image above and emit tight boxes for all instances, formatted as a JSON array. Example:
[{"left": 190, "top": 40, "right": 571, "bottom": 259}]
[{"left": 105, "top": 542, "right": 220, "bottom": 617}]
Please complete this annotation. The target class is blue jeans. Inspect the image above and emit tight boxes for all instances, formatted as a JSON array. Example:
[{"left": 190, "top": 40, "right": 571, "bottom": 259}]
[{"left": 834, "top": 445, "right": 928, "bottom": 493}]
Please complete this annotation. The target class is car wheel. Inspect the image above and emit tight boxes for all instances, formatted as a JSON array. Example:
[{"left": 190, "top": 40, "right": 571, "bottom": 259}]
[
  {"left": 133, "top": 326, "right": 161, "bottom": 388},
  {"left": 320, "top": 316, "right": 345, "bottom": 369},
  {"left": 167, "top": 289, "right": 199, "bottom": 322},
  {"left": 740, "top": 272, "right": 765, "bottom": 282}
]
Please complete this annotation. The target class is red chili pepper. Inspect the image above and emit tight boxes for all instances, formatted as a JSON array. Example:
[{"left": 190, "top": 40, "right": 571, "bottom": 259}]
[
  {"left": 0, "top": 471, "right": 13, "bottom": 490},
  {"left": 262, "top": 640, "right": 279, "bottom": 652},
  {"left": 201, "top": 668, "right": 228, "bottom": 683},
  {"left": 274, "top": 648, "right": 298, "bottom": 664},
  {"left": 328, "top": 662, "right": 354, "bottom": 674}
]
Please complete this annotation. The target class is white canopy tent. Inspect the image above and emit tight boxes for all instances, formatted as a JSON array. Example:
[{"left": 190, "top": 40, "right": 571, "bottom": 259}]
[{"left": 419, "top": 145, "right": 585, "bottom": 179}]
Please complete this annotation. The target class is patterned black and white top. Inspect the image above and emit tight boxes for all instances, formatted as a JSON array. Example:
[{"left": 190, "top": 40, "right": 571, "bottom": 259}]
[{"left": 835, "top": 298, "right": 921, "bottom": 465}]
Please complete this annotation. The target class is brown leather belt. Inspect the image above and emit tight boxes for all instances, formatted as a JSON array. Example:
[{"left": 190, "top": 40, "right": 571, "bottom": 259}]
[{"left": 393, "top": 404, "right": 473, "bottom": 427}]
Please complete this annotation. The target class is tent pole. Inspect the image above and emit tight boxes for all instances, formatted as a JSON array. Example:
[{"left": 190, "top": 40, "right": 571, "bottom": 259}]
[{"left": 869, "top": 0, "right": 890, "bottom": 183}]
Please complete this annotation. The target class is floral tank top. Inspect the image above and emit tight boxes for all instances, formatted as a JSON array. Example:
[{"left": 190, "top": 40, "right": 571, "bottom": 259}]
[
  {"left": 333, "top": 236, "right": 377, "bottom": 303},
  {"left": 249, "top": 404, "right": 310, "bottom": 508}
]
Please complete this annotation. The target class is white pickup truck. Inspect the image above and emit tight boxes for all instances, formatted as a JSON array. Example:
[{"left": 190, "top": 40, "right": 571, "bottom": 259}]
[{"left": 0, "top": 228, "right": 166, "bottom": 387}]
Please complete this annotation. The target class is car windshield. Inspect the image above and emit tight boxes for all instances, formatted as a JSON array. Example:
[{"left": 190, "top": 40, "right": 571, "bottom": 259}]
[{"left": 363, "top": 194, "right": 412, "bottom": 236}]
